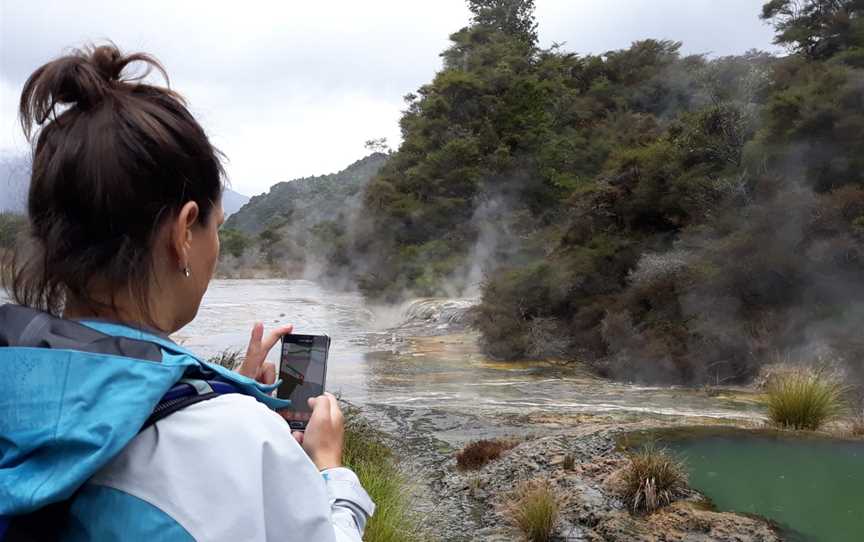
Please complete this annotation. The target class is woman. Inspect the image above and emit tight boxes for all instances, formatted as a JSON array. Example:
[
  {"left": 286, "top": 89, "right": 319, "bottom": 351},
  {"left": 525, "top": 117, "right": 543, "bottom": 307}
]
[{"left": 0, "top": 44, "right": 374, "bottom": 541}]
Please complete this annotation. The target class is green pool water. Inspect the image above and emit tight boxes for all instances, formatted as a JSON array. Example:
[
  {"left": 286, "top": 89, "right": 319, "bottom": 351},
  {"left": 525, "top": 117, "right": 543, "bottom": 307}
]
[{"left": 663, "top": 432, "right": 864, "bottom": 542}]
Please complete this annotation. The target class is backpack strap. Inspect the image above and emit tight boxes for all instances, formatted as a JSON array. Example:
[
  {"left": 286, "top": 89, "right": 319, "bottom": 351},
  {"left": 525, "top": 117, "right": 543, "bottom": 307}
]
[
  {"left": 141, "top": 379, "right": 239, "bottom": 431},
  {"left": 0, "top": 500, "right": 73, "bottom": 542}
]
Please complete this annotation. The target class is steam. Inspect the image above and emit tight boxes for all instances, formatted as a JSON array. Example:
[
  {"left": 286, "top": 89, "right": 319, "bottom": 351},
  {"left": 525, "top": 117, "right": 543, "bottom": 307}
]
[{"left": 445, "top": 195, "right": 515, "bottom": 299}]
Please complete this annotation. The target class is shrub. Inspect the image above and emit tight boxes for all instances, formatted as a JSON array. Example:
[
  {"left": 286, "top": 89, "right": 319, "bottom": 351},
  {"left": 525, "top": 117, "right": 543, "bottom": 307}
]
[
  {"left": 219, "top": 228, "right": 252, "bottom": 259},
  {"left": 621, "top": 445, "right": 688, "bottom": 513},
  {"left": 766, "top": 369, "right": 847, "bottom": 430},
  {"left": 501, "top": 479, "right": 559, "bottom": 542},
  {"left": 456, "top": 439, "right": 518, "bottom": 470},
  {"left": 342, "top": 409, "right": 424, "bottom": 542}
]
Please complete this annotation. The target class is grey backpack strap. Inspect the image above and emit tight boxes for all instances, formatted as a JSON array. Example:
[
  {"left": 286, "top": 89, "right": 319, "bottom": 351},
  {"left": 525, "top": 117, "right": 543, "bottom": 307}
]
[{"left": 141, "top": 379, "right": 239, "bottom": 431}]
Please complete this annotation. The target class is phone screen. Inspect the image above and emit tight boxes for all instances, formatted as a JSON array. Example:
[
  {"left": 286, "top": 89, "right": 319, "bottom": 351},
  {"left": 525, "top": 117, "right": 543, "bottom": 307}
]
[{"left": 277, "top": 334, "right": 329, "bottom": 430}]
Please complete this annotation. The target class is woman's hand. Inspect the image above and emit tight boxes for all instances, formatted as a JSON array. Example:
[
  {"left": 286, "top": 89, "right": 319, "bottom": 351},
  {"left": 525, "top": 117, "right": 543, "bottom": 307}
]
[
  {"left": 237, "top": 322, "right": 293, "bottom": 385},
  {"left": 291, "top": 393, "right": 344, "bottom": 471}
]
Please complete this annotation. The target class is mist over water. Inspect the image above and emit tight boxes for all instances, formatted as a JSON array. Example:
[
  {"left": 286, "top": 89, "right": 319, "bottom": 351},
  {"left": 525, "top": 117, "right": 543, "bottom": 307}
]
[{"left": 176, "top": 279, "right": 764, "bottom": 421}]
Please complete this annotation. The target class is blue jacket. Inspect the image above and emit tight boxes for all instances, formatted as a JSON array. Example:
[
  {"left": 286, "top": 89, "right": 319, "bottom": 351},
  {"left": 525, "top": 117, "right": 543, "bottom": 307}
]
[{"left": 0, "top": 305, "right": 374, "bottom": 541}]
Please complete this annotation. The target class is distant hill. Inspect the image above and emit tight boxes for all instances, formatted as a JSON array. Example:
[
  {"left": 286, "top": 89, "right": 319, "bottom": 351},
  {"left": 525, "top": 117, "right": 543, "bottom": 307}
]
[
  {"left": 225, "top": 153, "right": 388, "bottom": 235},
  {"left": 0, "top": 153, "right": 30, "bottom": 214},
  {"left": 219, "top": 153, "right": 388, "bottom": 279},
  {"left": 222, "top": 189, "right": 249, "bottom": 217}
]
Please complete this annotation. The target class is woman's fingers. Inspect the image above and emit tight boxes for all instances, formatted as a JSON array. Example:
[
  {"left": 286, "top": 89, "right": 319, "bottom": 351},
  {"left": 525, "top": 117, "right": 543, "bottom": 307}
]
[
  {"left": 300, "top": 393, "right": 345, "bottom": 471},
  {"left": 292, "top": 431, "right": 304, "bottom": 445},
  {"left": 238, "top": 322, "right": 293, "bottom": 382},
  {"left": 258, "top": 361, "right": 276, "bottom": 385},
  {"left": 238, "top": 322, "right": 265, "bottom": 378},
  {"left": 262, "top": 324, "right": 294, "bottom": 354}
]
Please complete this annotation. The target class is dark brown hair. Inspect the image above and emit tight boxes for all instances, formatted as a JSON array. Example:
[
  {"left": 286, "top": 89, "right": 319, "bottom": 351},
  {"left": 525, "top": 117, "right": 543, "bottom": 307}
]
[{"left": 2, "top": 43, "right": 224, "bottom": 316}]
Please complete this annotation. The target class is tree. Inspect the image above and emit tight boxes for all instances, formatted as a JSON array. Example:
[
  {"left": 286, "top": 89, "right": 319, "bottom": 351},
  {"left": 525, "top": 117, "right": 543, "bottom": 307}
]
[
  {"left": 761, "top": 0, "right": 864, "bottom": 59},
  {"left": 364, "top": 137, "right": 390, "bottom": 154},
  {"left": 219, "top": 228, "right": 251, "bottom": 259},
  {"left": 467, "top": 0, "right": 538, "bottom": 45},
  {"left": 258, "top": 228, "right": 285, "bottom": 265}
]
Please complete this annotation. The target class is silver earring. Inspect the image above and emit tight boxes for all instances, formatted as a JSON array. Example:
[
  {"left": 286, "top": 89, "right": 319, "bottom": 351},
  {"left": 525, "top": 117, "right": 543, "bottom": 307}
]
[{"left": 183, "top": 266, "right": 191, "bottom": 278}]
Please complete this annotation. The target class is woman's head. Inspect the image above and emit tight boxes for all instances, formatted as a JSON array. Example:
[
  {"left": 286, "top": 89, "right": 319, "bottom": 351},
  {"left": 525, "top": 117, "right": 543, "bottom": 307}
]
[{"left": 4, "top": 43, "right": 224, "bottom": 332}]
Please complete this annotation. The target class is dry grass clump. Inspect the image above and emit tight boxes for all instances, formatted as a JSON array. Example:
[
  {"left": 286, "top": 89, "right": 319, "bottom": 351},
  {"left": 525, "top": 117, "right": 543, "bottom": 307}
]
[
  {"left": 456, "top": 438, "right": 518, "bottom": 470},
  {"left": 501, "top": 479, "right": 560, "bottom": 542},
  {"left": 766, "top": 368, "right": 847, "bottom": 431},
  {"left": 621, "top": 445, "right": 688, "bottom": 514},
  {"left": 207, "top": 349, "right": 243, "bottom": 370}
]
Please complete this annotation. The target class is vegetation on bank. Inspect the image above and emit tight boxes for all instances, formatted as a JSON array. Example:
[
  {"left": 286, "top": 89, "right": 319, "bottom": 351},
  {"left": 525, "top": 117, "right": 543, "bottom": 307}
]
[
  {"left": 500, "top": 479, "right": 560, "bottom": 542},
  {"left": 343, "top": 409, "right": 425, "bottom": 542},
  {"left": 766, "top": 369, "right": 847, "bottom": 430},
  {"left": 351, "top": 0, "right": 864, "bottom": 386},
  {"left": 621, "top": 444, "right": 689, "bottom": 514}
]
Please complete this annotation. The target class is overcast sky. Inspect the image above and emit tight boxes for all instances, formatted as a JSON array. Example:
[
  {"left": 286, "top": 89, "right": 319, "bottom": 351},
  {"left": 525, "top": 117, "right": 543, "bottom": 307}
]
[{"left": 0, "top": 0, "right": 780, "bottom": 197}]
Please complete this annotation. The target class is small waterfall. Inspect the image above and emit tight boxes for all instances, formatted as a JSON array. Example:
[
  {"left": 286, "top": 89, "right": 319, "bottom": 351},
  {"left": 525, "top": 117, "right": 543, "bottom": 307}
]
[{"left": 400, "top": 298, "right": 479, "bottom": 329}]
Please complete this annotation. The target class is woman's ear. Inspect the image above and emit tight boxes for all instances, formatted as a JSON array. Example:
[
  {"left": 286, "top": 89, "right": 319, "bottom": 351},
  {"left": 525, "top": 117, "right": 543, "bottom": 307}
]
[{"left": 172, "top": 201, "right": 200, "bottom": 269}]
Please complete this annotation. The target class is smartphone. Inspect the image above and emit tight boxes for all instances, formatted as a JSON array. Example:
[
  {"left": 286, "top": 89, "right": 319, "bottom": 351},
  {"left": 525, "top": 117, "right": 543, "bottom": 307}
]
[{"left": 276, "top": 334, "right": 330, "bottom": 430}]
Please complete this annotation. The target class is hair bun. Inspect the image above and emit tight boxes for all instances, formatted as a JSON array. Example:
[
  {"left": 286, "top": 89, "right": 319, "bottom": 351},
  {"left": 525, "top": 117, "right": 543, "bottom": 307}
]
[
  {"left": 19, "top": 43, "right": 168, "bottom": 140},
  {"left": 90, "top": 45, "right": 124, "bottom": 83}
]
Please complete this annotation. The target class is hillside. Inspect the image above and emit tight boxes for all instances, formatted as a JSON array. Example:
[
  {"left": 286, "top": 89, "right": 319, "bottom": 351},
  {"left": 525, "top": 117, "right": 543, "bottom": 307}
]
[
  {"left": 222, "top": 189, "right": 250, "bottom": 217},
  {"left": 225, "top": 153, "right": 387, "bottom": 235},
  {"left": 219, "top": 153, "right": 388, "bottom": 278}
]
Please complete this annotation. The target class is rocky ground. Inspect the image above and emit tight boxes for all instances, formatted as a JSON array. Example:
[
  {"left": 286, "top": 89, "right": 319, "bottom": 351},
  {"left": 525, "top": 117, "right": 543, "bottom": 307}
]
[{"left": 359, "top": 403, "right": 781, "bottom": 542}]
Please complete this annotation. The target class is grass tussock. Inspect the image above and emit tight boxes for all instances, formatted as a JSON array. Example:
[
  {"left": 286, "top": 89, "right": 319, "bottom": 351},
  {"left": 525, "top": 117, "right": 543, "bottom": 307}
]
[
  {"left": 342, "top": 408, "right": 425, "bottom": 542},
  {"left": 456, "top": 438, "right": 518, "bottom": 470},
  {"left": 766, "top": 369, "right": 847, "bottom": 431},
  {"left": 207, "top": 349, "right": 243, "bottom": 370},
  {"left": 501, "top": 479, "right": 560, "bottom": 542},
  {"left": 622, "top": 445, "right": 688, "bottom": 514}
]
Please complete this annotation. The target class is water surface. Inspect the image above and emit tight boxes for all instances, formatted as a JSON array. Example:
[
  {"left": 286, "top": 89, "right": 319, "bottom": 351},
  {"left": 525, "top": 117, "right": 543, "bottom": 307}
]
[
  {"left": 176, "top": 279, "right": 764, "bottom": 421},
  {"left": 666, "top": 432, "right": 864, "bottom": 542}
]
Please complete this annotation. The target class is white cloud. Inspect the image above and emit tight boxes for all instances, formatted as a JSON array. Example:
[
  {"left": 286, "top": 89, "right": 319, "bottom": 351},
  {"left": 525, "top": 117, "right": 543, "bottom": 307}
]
[{"left": 0, "top": 0, "right": 779, "bottom": 196}]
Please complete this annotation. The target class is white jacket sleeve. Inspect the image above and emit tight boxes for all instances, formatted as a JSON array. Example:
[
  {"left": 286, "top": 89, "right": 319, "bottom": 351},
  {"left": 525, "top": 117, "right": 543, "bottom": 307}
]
[{"left": 88, "top": 394, "right": 375, "bottom": 542}]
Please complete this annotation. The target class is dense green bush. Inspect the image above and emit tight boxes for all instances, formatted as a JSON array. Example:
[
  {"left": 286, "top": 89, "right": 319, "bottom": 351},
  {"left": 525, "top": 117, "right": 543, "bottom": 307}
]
[{"left": 402, "top": 0, "right": 864, "bottom": 385}]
